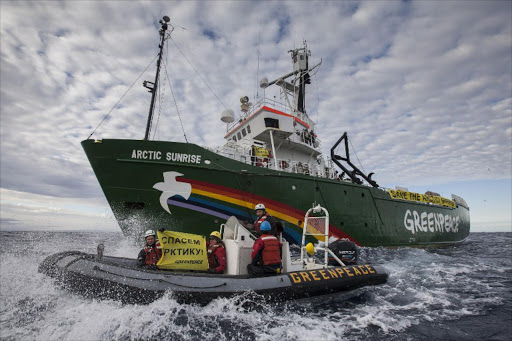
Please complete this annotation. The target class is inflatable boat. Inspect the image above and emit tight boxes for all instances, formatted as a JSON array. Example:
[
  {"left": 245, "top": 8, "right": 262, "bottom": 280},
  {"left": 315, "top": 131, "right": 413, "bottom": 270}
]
[{"left": 39, "top": 207, "right": 389, "bottom": 304}]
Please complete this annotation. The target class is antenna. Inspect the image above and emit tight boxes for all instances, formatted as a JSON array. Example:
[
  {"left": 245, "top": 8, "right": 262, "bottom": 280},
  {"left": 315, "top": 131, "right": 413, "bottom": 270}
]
[
  {"left": 255, "top": 22, "right": 261, "bottom": 102},
  {"left": 144, "top": 16, "right": 171, "bottom": 141}
]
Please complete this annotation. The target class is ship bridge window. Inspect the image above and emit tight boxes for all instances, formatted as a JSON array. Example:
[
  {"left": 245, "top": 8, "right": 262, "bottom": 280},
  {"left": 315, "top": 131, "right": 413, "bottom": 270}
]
[
  {"left": 247, "top": 125, "right": 251, "bottom": 133},
  {"left": 237, "top": 132, "right": 242, "bottom": 140},
  {"left": 264, "top": 118, "right": 279, "bottom": 129},
  {"left": 232, "top": 135, "right": 237, "bottom": 142},
  {"left": 242, "top": 128, "right": 247, "bottom": 137}
]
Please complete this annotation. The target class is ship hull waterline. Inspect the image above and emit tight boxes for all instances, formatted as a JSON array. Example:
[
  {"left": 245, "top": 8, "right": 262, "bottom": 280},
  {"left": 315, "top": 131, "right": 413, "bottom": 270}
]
[{"left": 82, "top": 138, "right": 470, "bottom": 247}]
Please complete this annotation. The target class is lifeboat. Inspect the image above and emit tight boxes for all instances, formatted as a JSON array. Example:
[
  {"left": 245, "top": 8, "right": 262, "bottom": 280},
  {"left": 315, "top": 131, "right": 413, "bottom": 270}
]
[{"left": 39, "top": 206, "right": 389, "bottom": 304}]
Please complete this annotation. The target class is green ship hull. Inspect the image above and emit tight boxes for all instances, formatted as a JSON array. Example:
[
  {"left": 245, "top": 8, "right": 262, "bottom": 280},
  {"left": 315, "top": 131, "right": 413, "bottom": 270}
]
[{"left": 82, "top": 138, "right": 470, "bottom": 247}]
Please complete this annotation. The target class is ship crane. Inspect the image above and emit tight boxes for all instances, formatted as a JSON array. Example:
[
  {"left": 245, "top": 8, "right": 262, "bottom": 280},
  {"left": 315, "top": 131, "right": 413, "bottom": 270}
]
[{"left": 331, "top": 132, "right": 379, "bottom": 188}]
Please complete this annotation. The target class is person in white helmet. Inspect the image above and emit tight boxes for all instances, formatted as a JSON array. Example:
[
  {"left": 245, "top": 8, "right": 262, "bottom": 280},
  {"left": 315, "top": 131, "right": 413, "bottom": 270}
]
[
  {"left": 253, "top": 203, "right": 277, "bottom": 236},
  {"left": 137, "top": 229, "right": 162, "bottom": 269}
]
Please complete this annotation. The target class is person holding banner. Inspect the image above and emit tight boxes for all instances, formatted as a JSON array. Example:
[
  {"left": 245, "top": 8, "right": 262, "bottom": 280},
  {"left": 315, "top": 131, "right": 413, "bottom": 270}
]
[
  {"left": 137, "top": 230, "right": 162, "bottom": 269},
  {"left": 206, "top": 231, "right": 226, "bottom": 274},
  {"left": 247, "top": 221, "right": 282, "bottom": 277}
]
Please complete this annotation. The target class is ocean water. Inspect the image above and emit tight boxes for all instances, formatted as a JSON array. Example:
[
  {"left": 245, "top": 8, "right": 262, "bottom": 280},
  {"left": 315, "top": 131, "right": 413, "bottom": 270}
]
[{"left": 0, "top": 231, "right": 510, "bottom": 341}]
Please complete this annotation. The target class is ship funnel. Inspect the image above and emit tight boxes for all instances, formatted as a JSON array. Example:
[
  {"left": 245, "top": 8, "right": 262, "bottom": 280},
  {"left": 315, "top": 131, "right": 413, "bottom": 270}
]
[
  {"left": 221, "top": 109, "right": 235, "bottom": 123},
  {"left": 260, "top": 77, "right": 269, "bottom": 89}
]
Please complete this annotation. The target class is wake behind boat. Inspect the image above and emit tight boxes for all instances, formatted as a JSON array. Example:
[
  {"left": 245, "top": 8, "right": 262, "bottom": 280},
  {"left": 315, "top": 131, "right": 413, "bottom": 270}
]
[
  {"left": 39, "top": 207, "right": 389, "bottom": 304},
  {"left": 82, "top": 16, "right": 470, "bottom": 247}
]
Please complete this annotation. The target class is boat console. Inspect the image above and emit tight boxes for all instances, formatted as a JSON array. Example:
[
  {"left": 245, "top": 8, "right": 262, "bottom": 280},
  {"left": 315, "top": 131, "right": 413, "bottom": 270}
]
[
  {"left": 220, "top": 204, "right": 349, "bottom": 275},
  {"left": 220, "top": 216, "right": 304, "bottom": 275}
]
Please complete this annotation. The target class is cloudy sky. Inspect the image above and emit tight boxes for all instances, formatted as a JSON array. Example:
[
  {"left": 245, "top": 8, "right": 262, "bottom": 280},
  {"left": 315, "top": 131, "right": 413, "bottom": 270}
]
[{"left": 1, "top": 1, "right": 511, "bottom": 232}]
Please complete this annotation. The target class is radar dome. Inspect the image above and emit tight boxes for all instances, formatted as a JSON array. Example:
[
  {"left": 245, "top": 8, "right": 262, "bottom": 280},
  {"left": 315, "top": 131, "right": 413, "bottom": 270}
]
[
  {"left": 260, "top": 77, "right": 269, "bottom": 89},
  {"left": 221, "top": 109, "right": 235, "bottom": 123}
]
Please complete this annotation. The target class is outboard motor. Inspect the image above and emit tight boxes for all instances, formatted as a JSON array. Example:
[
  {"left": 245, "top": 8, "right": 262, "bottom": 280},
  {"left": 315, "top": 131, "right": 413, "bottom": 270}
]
[{"left": 328, "top": 239, "right": 359, "bottom": 265}]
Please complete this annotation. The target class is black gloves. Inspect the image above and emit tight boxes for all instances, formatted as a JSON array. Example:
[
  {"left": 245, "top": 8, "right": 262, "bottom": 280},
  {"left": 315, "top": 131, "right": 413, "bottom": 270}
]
[
  {"left": 158, "top": 228, "right": 165, "bottom": 232},
  {"left": 207, "top": 268, "right": 216, "bottom": 273}
]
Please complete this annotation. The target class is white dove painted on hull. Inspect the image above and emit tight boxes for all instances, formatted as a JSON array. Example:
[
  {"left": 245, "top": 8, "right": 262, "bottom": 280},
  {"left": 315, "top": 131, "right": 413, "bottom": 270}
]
[{"left": 153, "top": 171, "right": 192, "bottom": 214}]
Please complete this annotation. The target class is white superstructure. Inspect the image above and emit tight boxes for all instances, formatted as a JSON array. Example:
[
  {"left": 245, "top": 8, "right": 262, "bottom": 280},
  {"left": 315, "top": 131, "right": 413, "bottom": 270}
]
[{"left": 215, "top": 42, "right": 341, "bottom": 179}]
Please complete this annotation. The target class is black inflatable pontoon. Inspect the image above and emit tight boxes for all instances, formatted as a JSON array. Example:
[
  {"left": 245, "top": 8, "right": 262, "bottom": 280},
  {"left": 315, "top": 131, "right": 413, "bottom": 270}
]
[
  {"left": 39, "top": 210, "right": 388, "bottom": 304},
  {"left": 39, "top": 250, "right": 388, "bottom": 304}
]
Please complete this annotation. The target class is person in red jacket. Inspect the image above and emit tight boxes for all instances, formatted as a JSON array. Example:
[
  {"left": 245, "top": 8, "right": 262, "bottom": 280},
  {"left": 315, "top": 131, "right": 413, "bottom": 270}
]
[
  {"left": 206, "top": 231, "right": 226, "bottom": 274},
  {"left": 253, "top": 203, "right": 278, "bottom": 236},
  {"left": 247, "top": 221, "right": 282, "bottom": 277},
  {"left": 137, "top": 229, "right": 162, "bottom": 269}
]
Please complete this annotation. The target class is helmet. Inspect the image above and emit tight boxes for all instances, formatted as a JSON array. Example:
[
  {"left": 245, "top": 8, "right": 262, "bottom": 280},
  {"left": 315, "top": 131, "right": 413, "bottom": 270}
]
[
  {"left": 210, "top": 231, "right": 221, "bottom": 240},
  {"left": 260, "top": 221, "right": 271, "bottom": 231},
  {"left": 255, "top": 203, "right": 266, "bottom": 211},
  {"left": 305, "top": 242, "right": 315, "bottom": 256},
  {"left": 144, "top": 230, "right": 156, "bottom": 238}
]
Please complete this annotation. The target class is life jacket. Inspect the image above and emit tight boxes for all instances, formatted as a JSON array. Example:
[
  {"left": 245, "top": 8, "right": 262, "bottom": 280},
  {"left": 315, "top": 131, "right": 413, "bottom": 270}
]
[
  {"left": 142, "top": 241, "right": 162, "bottom": 266},
  {"left": 254, "top": 213, "right": 269, "bottom": 230},
  {"left": 260, "top": 235, "right": 281, "bottom": 265},
  {"left": 207, "top": 243, "right": 224, "bottom": 268}
]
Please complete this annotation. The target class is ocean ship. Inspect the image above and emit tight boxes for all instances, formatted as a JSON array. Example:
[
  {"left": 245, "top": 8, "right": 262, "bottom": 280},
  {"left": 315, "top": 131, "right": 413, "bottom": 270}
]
[{"left": 82, "top": 16, "right": 470, "bottom": 246}]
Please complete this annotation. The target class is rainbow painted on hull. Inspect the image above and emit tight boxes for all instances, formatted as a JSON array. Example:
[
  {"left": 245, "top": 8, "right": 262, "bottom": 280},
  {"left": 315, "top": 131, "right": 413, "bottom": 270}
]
[{"left": 171, "top": 177, "right": 358, "bottom": 244}]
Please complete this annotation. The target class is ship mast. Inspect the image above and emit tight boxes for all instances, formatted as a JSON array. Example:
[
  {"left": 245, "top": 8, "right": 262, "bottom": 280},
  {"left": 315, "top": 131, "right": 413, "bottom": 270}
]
[
  {"left": 260, "top": 41, "right": 321, "bottom": 116},
  {"left": 289, "top": 41, "right": 311, "bottom": 114},
  {"left": 143, "top": 16, "right": 171, "bottom": 140}
]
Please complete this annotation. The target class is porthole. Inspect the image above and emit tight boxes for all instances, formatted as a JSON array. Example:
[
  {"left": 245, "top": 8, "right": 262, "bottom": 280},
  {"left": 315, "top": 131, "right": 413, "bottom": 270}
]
[
  {"left": 204, "top": 159, "right": 211, "bottom": 165},
  {"left": 292, "top": 185, "right": 296, "bottom": 190}
]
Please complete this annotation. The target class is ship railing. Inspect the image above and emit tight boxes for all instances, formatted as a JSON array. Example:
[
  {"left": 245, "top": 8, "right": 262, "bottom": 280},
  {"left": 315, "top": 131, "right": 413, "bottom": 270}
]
[
  {"left": 227, "top": 97, "right": 309, "bottom": 131},
  {"left": 258, "top": 97, "right": 310, "bottom": 124},
  {"left": 266, "top": 158, "right": 340, "bottom": 180},
  {"left": 207, "top": 146, "right": 341, "bottom": 180},
  {"left": 290, "top": 129, "right": 322, "bottom": 150},
  {"left": 207, "top": 145, "right": 253, "bottom": 165}
]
